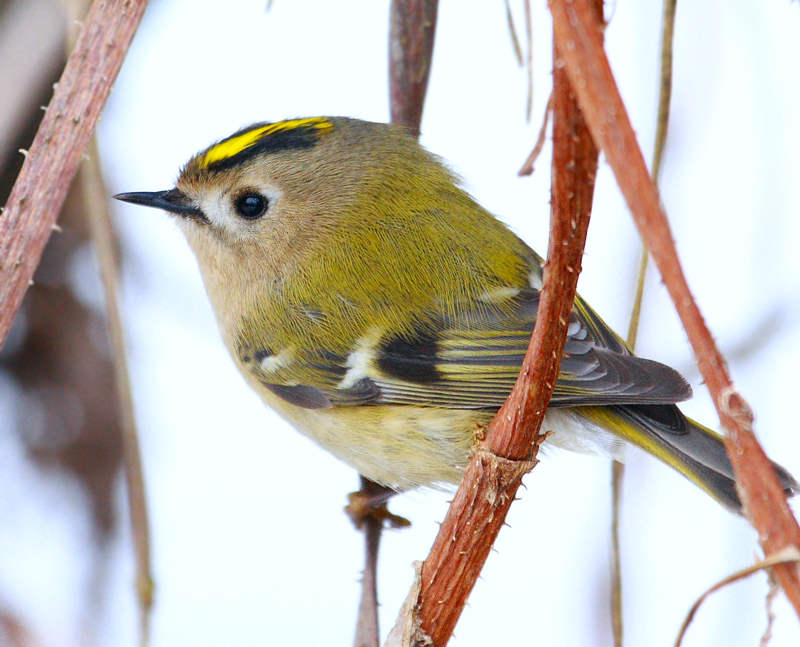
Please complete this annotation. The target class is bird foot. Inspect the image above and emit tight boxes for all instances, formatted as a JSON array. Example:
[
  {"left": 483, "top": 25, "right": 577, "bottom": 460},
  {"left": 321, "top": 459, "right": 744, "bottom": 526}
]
[{"left": 345, "top": 480, "right": 410, "bottom": 530}]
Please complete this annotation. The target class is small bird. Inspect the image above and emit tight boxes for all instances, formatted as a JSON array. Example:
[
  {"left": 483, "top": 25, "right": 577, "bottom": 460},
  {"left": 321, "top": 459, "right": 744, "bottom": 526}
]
[{"left": 116, "top": 116, "right": 797, "bottom": 513}]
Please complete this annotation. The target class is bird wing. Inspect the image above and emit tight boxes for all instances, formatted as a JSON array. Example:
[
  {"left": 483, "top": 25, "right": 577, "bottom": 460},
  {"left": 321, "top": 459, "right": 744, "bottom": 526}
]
[{"left": 253, "top": 286, "right": 692, "bottom": 411}]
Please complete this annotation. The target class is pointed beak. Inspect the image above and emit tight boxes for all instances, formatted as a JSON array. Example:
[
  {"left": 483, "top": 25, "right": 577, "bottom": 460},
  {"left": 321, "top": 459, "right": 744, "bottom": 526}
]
[{"left": 114, "top": 189, "right": 207, "bottom": 223}]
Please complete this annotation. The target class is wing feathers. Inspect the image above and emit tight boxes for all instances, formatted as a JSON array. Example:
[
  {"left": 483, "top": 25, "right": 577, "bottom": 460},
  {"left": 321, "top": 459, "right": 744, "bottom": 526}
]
[{"left": 248, "top": 247, "right": 692, "bottom": 413}]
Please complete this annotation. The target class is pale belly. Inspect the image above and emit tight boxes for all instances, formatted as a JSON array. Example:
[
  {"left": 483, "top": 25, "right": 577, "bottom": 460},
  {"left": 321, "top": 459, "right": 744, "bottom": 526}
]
[{"left": 259, "top": 389, "right": 625, "bottom": 491}]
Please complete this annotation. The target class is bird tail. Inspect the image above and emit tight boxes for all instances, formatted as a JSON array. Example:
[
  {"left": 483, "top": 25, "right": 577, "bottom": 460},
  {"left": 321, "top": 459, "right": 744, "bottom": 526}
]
[{"left": 579, "top": 404, "right": 799, "bottom": 514}]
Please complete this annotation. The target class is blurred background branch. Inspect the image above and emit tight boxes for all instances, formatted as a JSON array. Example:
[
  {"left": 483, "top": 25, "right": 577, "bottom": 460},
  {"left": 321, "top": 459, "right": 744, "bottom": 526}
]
[{"left": 0, "top": 0, "right": 150, "bottom": 644}]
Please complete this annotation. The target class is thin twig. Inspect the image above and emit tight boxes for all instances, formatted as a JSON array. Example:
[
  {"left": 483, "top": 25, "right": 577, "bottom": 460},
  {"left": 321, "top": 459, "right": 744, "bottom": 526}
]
[
  {"left": 524, "top": 0, "right": 533, "bottom": 121},
  {"left": 674, "top": 547, "right": 800, "bottom": 647},
  {"left": 760, "top": 571, "right": 780, "bottom": 647},
  {"left": 81, "top": 139, "right": 153, "bottom": 647},
  {"left": 610, "top": 460, "right": 625, "bottom": 647},
  {"left": 625, "top": 246, "right": 649, "bottom": 350},
  {"left": 61, "top": 2, "right": 153, "bottom": 643},
  {"left": 612, "top": 3, "right": 678, "bottom": 642},
  {"left": 504, "top": 0, "right": 524, "bottom": 67},
  {"left": 0, "top": 0, "right": 149, "bottom": 349},
  {"left": 626, "top": 0, "right": 677, "bottom": 349},
  {"left": 518, "top": 91, "right": 552, "bottom": 176},
  {"left": 353, "top": 476, "right": 387, "bottom": 647},
  {"left": 354, "top": 520, "right": 381, "bottom": 647},
  {"left": 651, "top": 0, "right": 676, "bottom": 185},
  {"left": 415, "top": 4, "right": 603, "bottom": 642},
  {"left": 550, "top": 0, "right": 800, "bottom": 618}
]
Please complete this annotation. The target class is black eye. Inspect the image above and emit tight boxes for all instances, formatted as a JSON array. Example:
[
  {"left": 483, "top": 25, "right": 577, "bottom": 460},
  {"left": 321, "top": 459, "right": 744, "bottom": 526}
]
[{"left": 235, "top": 193, "right": 268, "bottom": 220}]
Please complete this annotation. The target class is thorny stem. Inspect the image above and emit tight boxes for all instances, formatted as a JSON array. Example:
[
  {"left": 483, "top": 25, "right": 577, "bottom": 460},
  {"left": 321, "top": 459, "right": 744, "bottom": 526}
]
[
  {"left": 0, "top": 0, "right": 149, "bottom": 349},
  {"left": 415, "top": 3, "right": 603, "bottom": 642},
  {"left": 551, "top": 0, "right": 800, "bottom": 619}
]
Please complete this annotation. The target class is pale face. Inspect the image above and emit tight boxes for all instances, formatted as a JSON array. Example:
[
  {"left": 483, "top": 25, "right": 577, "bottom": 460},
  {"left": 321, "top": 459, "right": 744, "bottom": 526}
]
[{"left": 175, "top": 170, "right": 286, "bottom": 247}]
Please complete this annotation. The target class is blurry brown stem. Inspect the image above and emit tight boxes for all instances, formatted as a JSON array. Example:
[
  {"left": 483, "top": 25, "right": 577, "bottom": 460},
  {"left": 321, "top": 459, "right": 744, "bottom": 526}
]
[
  {"left": 612, "top": 3, "right": 678, "bottom": 643},
  {"left": 651, "top": 0, "right": 676, "bottom": 185},
  {"left": 518, "top": 91, "right": 552, "bottom": 176},
  {"left": 80, "top": 139, "right": 153, "bottom": 647},
  {"left": 504, "top": 0, "right": 524, "bottom": 67},
  {"left": 550, "top": 0, "right": 800, "bottom": 618},
  {"left": 524, "top": 0, "right": 533, "bottom": 121},
  {"left": 57, "top": 1, "right": 153, "bottom": 642},
  {"left": 625, "top": 0, "right": 676, "bottom": 351},
  {"left": 610, "top": 460, "right": 625, "bottom": 647},
  {"left": 0, "top": 0, "right": 149, "bottom": 349},
  {"left": 416, "top": 5, "right": 602, "bottom": 642}
]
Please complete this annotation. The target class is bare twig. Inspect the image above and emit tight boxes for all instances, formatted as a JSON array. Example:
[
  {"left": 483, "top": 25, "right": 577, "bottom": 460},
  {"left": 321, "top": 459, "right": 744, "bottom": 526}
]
[
  {"left": 389, "top": 0, "right": 439, "bottom": 139},
  {"left": 416, "top": 5, "right": 602, "bottom": 643},
  {"left": 355, "top": 522, "right": 382, "bottom": 647},
  {"left": 761, "top": 571, "right": 780, "bottom": 647},
  {"left": 550, "top": 0, "right": 800, "bottom": 618},
  {"left": 80, "top": 138, "right": 153, "bottom": 646},
  {"left": 523, "top": 0, "right": 533, "bottom": 121},
  {"left": 353, "top": 475, "right": 388, "bottom": 647},
  {"left": 625, "top": 0, "right": 676, "bottom": 350},
  {"left": 651, "top": 0, "right": 676, "bottom": 185},
  {"left": 504, "top": 0, "right": 524, "bottom": 66},
  {"left": 610, "top": 459, "right": 625, "bottom": 647},
  {"left": 625, "top": 248, "right": 648, "bottom": 350},
  {"left": 674, "top": 547, "right": 800, "bottom": 647},
  {"left": 60, "top": 2, "right": 153, "bottom": 642},
  {"left": 518, "top": 91, "right": 552, "bottom": 176},
  {"left": 0, "top": 0, "right": 149, "bottom": 349}
]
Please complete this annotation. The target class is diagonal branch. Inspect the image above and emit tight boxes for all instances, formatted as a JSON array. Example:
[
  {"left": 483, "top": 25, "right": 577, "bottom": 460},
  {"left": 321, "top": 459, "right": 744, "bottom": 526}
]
[
  {"left": 414, "top": 5, "right": 602, "bottom": 643},
  {"left": 550, "top": 0, "right": 800, "bottom": 618},
  {"left": 0, "top": 0, "right": 148, "bottom": 349}
]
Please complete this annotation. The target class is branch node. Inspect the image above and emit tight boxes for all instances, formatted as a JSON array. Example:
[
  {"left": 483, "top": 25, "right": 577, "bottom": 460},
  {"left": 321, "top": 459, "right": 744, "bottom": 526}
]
[{"left": 717, "top": 385, "right": 754, "bottom": 432}]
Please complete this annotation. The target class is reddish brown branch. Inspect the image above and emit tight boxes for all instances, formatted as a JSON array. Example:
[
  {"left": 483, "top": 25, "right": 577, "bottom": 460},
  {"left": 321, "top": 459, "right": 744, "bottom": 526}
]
[
  {"left": 550, "top": 0, "right": 800, "bottom": 618},
  {"left": 389, "top": 0, "right": 439, "bottom": 138},
  {"left": 0, "top": 0, "right": 148, "bottom": 349},
  {"left": 416, "top": 10, "right": 601, "bottom": 643}
]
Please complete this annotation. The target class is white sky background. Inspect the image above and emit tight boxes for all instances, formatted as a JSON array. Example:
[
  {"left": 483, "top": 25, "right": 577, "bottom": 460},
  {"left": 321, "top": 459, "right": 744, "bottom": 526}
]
[{"left": 3, "top": 1, "right": 800, "bottom": 646}]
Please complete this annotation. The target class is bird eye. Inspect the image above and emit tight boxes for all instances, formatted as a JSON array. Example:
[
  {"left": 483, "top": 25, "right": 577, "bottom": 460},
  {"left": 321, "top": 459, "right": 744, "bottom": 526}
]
[{"left": 235, "top": 193, "right": 268, "bottom": 220}]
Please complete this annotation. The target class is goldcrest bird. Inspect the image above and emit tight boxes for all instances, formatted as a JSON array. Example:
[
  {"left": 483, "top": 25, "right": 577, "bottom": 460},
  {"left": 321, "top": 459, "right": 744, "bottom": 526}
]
[{"left": 116, "top": 116, "right": 797, "bottom": 513}]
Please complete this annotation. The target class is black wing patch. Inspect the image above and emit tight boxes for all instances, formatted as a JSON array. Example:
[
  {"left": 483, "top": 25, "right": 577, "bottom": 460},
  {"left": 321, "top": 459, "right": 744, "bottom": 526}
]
[
  {"left": 377, "top": 329, "right": 440, "bottom": 383},
  {"left": 365, "top": 288, "right": 692, "bottom": 409}
]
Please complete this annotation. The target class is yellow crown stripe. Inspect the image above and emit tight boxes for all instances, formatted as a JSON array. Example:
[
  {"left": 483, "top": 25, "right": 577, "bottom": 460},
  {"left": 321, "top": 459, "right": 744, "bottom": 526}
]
[{"left": 200, "top": 118, "right": 333, "bottom": 169}]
